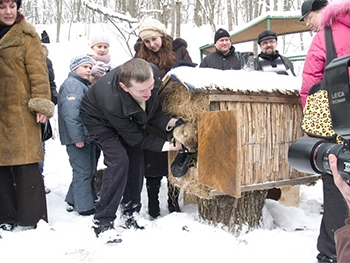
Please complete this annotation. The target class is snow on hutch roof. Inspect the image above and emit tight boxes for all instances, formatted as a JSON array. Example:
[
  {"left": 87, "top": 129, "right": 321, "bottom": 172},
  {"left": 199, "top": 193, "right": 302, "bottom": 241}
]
[{"left": 164, "top": 66, "right": 302, "bottom": 95}]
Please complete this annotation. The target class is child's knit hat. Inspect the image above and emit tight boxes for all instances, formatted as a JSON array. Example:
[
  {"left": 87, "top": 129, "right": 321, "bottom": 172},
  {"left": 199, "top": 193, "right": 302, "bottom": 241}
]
[{"left": 70, "top": 55, "right": 95, "bottom": 71}]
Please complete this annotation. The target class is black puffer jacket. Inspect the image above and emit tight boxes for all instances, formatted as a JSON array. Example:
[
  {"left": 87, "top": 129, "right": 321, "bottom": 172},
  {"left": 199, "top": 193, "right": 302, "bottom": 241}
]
[{"left": 199, "top": 46, "right": 242, "bottom": 70}]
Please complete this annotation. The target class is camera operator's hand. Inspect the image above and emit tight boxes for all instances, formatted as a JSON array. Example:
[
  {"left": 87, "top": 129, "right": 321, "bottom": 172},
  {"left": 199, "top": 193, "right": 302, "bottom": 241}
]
[{"left": 329, "top": 154, "right": 350, "bottom": 208}]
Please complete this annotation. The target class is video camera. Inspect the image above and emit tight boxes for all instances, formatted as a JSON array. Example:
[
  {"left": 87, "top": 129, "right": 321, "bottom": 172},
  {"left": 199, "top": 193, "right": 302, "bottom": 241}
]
[{"left": 288, "top": 54, "right": 350, "bottom": 185}]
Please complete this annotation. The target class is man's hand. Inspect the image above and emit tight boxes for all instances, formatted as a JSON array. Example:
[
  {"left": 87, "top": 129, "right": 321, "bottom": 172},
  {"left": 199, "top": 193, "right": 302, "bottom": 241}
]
[
  {"left": 169, "top": 140, "right": 183, "bottom": 151},
  {"left": 329, "top": 154, "right": 350, "bottom": 208},
  {"left": 75, "top": 141, "right": 84, "bottom": 148}
]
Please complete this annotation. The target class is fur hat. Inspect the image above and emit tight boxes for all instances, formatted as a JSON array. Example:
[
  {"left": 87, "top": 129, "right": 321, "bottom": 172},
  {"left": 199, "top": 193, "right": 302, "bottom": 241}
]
[
  {"left": 214, "top": 28, "right": 230, "bottom": 43},
  {"left": 300, "top": 0, "right": 328, "bottom": 21},
  {"left": 15, "top": 0, "right": 21, "bottom": 9},
  {"left": 138, "top": 19, "right": 167, "bottom": 41},
  {"left": 89, "top": 34, "right": 110, "bottom": 47},
  {"left": 70, "top": 55, "right": 95, "bottom": 71},
  {"left": 257, "top": 30, "right": 277, "bottom": 44}
]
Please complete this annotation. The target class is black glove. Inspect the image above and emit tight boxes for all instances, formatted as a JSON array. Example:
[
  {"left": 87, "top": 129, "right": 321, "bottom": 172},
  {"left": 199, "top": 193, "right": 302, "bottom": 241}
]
[{"left": 171, "top": 145, "right": 196, "bottom": 178}]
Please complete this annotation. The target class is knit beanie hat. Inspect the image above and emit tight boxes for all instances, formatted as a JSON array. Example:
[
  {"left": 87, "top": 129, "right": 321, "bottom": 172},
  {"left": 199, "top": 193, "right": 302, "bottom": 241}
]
[
  {"left": 70, "top": 55, "right": 95, "bottom": 71},
  {"left": 138, "top": 19, "right": 167, "bottom": 41},
  {"left": 89, "top": 34, "right": 110, "bottom": 47},
  {"left": 16, "top": 0, "right": 22, "bottom": 9},
  {"left": 257, "top": 30, "right": 277, "bottom": 44},
  {"left": 214, "top": 28, "right": 230, "bottom": 43}
]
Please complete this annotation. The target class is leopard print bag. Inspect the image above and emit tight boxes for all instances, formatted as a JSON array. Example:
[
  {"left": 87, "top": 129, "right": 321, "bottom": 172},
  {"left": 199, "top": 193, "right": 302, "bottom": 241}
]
[
  {"left": 301, "top": 85, "right": 336, "bottom": 139},
  {"left": 301, "top": 83, "right": 343, "bottom": 144}
]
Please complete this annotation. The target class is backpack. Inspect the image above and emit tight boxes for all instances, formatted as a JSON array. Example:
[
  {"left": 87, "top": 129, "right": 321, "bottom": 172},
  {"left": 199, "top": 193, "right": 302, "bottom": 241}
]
[{"left": 300, "top": 26, "right": 343, "bottom": 143}]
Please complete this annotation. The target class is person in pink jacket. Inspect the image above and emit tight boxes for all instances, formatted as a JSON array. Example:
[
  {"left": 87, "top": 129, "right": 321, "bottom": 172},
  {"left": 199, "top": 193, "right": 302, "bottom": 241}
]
[
  {"left": 301, "top": 1, "right": 350, "bottom": 262},
  {"left": 300, "top": 0, "right": 350, "bottom": 108}
]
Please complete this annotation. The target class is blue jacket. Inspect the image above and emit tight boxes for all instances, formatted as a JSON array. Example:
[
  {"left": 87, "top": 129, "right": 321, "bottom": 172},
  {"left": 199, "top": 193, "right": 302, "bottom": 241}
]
[{"left": 58, "top": 72, "right": 92, "bottom": 145}]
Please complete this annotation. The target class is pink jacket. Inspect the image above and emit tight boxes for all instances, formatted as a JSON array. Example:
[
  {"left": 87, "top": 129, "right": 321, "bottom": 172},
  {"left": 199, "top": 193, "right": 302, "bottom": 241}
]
[{"left": 300, "top": 0, "right": 350, "bottom": 108}]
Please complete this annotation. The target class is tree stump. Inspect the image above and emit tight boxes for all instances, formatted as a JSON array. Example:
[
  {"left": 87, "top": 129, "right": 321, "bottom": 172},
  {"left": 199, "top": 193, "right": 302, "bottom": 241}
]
[{"left": 197, "top": 190, "right": 267, "bottom": 235}]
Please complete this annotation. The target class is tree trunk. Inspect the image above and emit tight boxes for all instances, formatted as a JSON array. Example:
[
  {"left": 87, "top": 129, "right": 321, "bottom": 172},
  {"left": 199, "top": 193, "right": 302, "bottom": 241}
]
[
  {"left": 227, "top": 0, "right": 233, "bottom": 31},
  {"left": 194, "top": 0, "right": 202, "bottom": 27},
  {"left": 175, "top": 1, "right": 181, "bottom": 38},
  {"left": 198, "top": 190, "right": 267, "bottom": 235},
  {"left": 55, "top": 0, "right": 62, "bottom": 43}
]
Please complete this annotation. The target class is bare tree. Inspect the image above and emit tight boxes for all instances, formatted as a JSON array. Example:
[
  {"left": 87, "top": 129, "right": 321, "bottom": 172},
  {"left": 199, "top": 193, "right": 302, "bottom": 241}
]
[
  {"left": 175, "top": 1, "right": 181, "bottom": 38},
  {"left": 227, "top": 0, "right": 233, "bottom": 31},
  {"left": 193, "top": 0, "right": 202, "bottom": 27},
  {"left": 55, "top": 0, "right": 63, "bottom": 43}
]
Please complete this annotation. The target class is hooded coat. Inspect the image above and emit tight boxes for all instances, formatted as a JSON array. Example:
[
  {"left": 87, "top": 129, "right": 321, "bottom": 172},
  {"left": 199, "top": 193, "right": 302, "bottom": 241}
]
[
  {"left": 300, "top": 0, "right": 350, "bottom": 108},
  {"left": 0, "top": 20, "right": 54, "bottom": 166}
]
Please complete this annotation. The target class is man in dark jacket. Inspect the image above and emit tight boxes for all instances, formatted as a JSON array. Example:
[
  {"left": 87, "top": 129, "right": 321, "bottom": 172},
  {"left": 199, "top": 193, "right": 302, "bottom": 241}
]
[
  {"left": 79, "top": 58, "right": 182, "bottom": 242},
  {"left": 199, "top": 28, "right": 242, "bottom": 70},
  {"left": 254, "top": 30, "right": 296, "bottom": 76}
]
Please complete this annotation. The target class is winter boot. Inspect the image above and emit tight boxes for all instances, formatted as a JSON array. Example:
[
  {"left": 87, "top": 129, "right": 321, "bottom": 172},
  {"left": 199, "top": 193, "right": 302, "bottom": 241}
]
[
  {"left": 92, "top": 220, "right": 122, "bottom": 244},
  {"left": 124, "top": 216, "right": 145, "bottom": 230},
  {"left": 146, "top": 176, "right": 162, "bottom": 219},
  {"left": 167, "top": 180, "right": 181, "bottom": 213}
]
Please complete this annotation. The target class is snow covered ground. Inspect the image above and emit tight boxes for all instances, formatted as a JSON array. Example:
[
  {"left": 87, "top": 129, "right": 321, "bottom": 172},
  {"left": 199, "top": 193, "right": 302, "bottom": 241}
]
[
  {"left": 0, "top": 20, "right": 324, "bottom": 263},
  {"left": 0, "top": 135, "right": 323, "bottom": 263}
]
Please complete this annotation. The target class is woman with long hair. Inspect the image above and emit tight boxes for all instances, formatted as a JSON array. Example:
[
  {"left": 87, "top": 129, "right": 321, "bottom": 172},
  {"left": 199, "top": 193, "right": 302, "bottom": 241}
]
[{"left": 134, "top": 18, "right": 193, "bottom": 219}]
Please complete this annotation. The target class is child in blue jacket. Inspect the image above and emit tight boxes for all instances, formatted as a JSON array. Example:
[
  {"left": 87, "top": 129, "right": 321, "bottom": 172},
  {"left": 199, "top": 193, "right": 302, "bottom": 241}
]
[{"left": 58, "top": 55, "right": 97, "bottom": 216}]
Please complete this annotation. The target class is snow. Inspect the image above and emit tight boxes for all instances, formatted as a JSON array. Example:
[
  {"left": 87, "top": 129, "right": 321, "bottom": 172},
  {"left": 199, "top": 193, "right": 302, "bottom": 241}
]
[
  {"left": 166, "top": 66, "right": 301, "bottom": 92},
  {"left": 0, "top": 21, "right": 324, "bottom": 263}
]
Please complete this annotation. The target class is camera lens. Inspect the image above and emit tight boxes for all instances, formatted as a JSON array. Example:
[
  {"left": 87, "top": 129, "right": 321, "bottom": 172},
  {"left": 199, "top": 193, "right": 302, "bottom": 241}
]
[
  {"left": 288, "top": 137, "right": 326, "bottom": 174},
  {"left": 288, "top": 137, "right": 343, "bottom": 174}
]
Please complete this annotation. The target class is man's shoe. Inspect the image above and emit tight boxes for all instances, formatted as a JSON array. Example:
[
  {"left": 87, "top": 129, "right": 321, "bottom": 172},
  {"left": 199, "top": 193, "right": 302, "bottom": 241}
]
[
  {"left": 92, "top": 224, "right": 122, "bottom": 244},
  {"left": 124, "top": 217, "right": 145, "bottom": 230},
  {"left": 66, "top": 203, "right": 74, "bottom": 212},
  {"left": 0, "top": 223, "right": 14, "bottom": 231},
  {"left": 317, "top": 253, "right": 337, "bottom": 263}
]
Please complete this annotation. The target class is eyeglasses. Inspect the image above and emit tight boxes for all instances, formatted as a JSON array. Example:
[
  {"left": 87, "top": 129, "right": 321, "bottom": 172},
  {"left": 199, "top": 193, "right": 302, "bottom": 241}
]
[{"left": 260, "top": 39, "right": 277, "bottom": 47}]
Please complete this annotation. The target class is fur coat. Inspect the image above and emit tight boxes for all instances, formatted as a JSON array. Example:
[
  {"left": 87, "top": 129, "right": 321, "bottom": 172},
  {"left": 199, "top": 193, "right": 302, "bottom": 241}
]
[{"left": 0, "top": 19, "right": 54, "bottom": 166}]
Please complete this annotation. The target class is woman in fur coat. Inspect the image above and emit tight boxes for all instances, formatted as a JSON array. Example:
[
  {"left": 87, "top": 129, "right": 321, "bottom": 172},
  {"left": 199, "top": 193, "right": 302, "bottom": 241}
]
[{"left": 0, "top": 0, "right": 55, "bottom": 230}]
